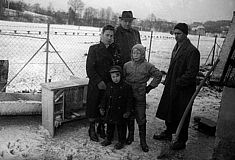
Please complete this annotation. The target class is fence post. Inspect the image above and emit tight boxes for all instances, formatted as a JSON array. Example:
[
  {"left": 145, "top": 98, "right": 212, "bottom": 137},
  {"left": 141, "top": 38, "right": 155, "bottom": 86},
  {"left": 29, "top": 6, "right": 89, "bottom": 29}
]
[
  {"left": 148, "top": 30, "right": 153, "bottom": 62},
  {"left": 197, "top": 34, "right": 201, "bottom": 49},
  {"left": 211, "top": 35, "right": 217, "bottom": 66},
  {"left": 0, "top": 60, "right": 9, "bottom": 92},
  {"left": 45, "top": 23, "right": 50, "bottom": 83}
]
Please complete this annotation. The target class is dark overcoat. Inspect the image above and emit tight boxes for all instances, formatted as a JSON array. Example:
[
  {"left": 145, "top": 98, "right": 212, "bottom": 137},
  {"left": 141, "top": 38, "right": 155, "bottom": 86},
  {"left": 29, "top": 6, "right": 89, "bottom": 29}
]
[
  {"left": 114, "top": 26, "right": 141, "bottom": 64},
  {"left": 86, "top": 42, "right": 121, "bottom": 119},
  {"left": 156, "top": 38, "right": 200, "bottom": 123},
  {"left": 100, "top": 81, "right": 133, "bottom": 124}
]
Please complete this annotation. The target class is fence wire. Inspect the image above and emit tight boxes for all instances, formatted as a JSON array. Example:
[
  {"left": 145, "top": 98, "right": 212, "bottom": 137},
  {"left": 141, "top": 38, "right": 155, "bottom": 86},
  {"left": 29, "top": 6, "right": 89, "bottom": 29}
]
[{"left": 0, "top": 21, "right": 224, "bottom": 93}]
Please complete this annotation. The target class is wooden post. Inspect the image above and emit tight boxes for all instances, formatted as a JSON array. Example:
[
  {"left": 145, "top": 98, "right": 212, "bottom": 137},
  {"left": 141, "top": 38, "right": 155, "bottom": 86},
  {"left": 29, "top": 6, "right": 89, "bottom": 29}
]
[
  {"left": 211, "top": 35, "right": 217, "bottom": 66},
  {"left": 148, "top": 30, "right": 153, "bottom": 62},
  {"left": 0, "top": 60, "right": 9, "bottom": 92},
  {"left": 197, "top": 34, "right": 201, "bottom": 49}
]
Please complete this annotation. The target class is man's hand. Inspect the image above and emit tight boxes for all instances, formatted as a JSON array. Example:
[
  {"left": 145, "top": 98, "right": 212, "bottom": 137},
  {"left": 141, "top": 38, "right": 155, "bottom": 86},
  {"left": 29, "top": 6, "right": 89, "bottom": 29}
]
[
  {"left": 146, "top": 85, "right": 154, "bottom": 94},
  {"left": 99, "top": 108, "right": 105, "bottom": 116},
  {"left": 97, "top": 81, "right": 106, "bottom": 90},
  {"left": 123, "top": 112, "right": 130, "bottom": 118}
]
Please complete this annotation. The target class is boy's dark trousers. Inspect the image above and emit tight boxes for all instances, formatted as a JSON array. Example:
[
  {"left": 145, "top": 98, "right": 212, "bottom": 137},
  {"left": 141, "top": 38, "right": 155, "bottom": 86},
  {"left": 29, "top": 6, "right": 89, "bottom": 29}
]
[
  {"left": 106, "top": 123, "right": 126, "bottom": 143},
  {"left": 126, "top": 116, "right": 135, "bottom": 144}
]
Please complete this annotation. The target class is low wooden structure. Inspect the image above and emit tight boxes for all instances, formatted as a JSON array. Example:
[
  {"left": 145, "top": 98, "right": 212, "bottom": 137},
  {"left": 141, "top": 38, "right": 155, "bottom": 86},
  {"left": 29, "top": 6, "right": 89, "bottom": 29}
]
[
  {"left": 40, "top": 78, "right": 88, "bottom": 137},
  {"left": 0, "top": 92, "right": 41, "bottom": 115}
]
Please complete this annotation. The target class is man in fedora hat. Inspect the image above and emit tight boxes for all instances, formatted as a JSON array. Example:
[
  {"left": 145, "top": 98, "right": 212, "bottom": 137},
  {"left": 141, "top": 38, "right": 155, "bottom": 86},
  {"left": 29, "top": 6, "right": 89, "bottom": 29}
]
[
  {"left": 115, "top": 11, "right": 141, "bottom": 65},
  {"left": 114, "top": 10, "right": 141, "bottom": 146}
]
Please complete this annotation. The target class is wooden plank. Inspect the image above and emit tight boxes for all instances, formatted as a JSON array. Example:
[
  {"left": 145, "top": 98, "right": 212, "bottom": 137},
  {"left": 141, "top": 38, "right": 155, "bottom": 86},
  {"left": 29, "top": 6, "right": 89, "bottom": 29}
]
[
  {"left": 0, "top": 60, "right": 9, "bottom": 92},
  {"left": 40, "top": 78, "right": 88, "bottom": 91},
  {"left": 41, "top": 88, "right": 55, "bottom": 137},
  {"left": 211, "top": 12, "right": 235, "bottom": 83}
]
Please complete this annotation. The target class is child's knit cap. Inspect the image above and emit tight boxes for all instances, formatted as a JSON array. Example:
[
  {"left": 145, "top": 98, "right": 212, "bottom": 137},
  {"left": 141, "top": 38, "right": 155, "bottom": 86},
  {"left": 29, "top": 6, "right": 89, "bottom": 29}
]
[{"left": 132, "top": 44, "right": 146, "bottom": 54}]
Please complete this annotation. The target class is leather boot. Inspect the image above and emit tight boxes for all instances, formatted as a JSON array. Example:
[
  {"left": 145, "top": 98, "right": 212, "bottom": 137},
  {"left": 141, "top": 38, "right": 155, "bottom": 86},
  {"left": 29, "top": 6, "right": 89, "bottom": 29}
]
[
  {"left": 89, "top": 122, "right": 99, "bottom": 142},
  {"left": 97, "top": 122, "right": 106, "bottom": 139},
  {"left": 139, "top": 124, "right": 149, "bottom": 152},
  {"left": 126, "top": 119, "right": 135, "bottom": 145}
]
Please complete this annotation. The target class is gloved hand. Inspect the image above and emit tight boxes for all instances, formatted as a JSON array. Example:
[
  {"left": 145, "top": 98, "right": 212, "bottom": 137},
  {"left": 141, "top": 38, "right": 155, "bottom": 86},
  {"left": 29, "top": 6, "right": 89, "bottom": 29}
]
[
  {"left": 161, "top": 80, "right": 166, "bottom": 85},
  {"left": 97, "top": 81, "right": 106, "bottom": 90},
  {"left": 146, "top": 85, "right": 154, "bottom": 94},
  {"left": 123, "top": 112, "right": 130, "bottom": 118},
  {"left": 99, "top": 108, "right": 105, "bottom": 116}
]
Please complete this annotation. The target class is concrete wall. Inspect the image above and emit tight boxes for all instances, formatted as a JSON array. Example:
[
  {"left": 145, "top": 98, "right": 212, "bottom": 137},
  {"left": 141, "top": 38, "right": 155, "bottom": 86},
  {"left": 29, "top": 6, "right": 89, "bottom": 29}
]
[{"left": 212, "top": 87, "right": 235, "bottom": 160}]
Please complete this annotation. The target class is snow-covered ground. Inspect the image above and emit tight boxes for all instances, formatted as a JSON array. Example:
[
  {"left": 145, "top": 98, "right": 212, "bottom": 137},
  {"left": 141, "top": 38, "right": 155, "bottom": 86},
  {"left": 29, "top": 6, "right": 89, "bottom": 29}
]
[{"left": 0, "top": 84, "right": 221, "bottom": 160}]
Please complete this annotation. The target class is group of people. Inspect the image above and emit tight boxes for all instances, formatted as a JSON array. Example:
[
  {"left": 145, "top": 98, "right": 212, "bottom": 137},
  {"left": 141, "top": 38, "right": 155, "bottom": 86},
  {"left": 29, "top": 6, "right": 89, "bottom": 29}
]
[{"left": 85, "top": 10, "right": 200, "bottom": 152}]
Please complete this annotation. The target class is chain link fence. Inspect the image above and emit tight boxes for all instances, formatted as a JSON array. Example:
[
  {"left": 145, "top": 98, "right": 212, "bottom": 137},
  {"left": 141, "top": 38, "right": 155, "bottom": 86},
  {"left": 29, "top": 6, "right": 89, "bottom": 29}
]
[
  {"left": 0, "top": 21, "right": 102, "bottom": 92},
  {"left": 0, "top": 20, "right": 224, "bottom": 93}
]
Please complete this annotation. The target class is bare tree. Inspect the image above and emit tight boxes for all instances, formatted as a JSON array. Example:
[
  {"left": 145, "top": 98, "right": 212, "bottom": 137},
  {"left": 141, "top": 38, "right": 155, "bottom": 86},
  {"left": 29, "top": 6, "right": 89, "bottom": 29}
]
[
  {"left": 147, "top": 13, "right": 157, "bottom": 30},
  {"left": 68, "top": 7, "right": 75, "bottom": 24},
  {"left": 105, "top": 7, "right": 112, "bottom": 23},
  {"left": 47, "top": 2, "right": 54, "bottom": 16},
  {"left": 67, "top": 0, "right": 84, "bottom": 19},
  {"left": 83, "top": 7, "right": 95, "bottom": 25},
  {"left": 99, "top": 8, "right": 106, "bottom": 25}
]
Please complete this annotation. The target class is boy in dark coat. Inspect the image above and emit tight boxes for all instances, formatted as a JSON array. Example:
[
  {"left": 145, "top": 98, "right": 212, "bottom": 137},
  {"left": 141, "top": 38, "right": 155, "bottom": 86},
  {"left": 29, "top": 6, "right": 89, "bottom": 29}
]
[
  {"left": 86, "top": 25, "right": 122, "bottom": 142},
  {"left": 99, "top": 65, "right": 133, "bottom": 150}
]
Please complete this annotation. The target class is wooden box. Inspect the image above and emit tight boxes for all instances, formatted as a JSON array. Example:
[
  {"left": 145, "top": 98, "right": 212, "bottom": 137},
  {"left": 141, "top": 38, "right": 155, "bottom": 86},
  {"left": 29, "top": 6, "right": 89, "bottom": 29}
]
[{"left": 40, "top": 78, "right": 88, "bottom": 137}]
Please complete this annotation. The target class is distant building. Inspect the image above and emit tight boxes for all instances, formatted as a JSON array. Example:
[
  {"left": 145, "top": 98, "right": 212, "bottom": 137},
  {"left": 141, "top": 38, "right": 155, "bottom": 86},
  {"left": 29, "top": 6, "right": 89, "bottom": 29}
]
[{"left": 192, "top": 25, "right": 206, "bottom": 36}]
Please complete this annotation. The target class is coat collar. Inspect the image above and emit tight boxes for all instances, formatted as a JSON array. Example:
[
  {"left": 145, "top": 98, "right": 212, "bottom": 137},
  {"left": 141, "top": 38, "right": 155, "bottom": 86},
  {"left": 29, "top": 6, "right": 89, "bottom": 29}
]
[
  {"left": 169, "top": 38, "right": 190, "bottom": 67},
  {"left": 117, "top": 25, "right": 134, "bottom": 33}
]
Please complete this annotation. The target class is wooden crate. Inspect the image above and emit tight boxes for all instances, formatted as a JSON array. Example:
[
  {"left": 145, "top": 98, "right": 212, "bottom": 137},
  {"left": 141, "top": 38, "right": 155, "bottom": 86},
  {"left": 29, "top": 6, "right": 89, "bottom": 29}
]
[{"left": 40, "top": 78, "right": 88, "bottom": 137}]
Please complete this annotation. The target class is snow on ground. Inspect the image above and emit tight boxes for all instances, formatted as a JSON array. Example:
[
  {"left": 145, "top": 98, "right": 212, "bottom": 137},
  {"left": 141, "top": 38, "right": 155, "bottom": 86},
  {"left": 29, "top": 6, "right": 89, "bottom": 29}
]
[{"left": 0, "top": 84, "right": 221, "bottom": 160}]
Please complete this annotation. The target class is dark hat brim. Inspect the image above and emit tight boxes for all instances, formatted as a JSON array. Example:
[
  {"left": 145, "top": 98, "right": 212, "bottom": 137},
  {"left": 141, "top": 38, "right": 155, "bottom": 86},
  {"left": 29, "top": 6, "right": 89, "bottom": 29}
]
[{"left": 119, "top": 17, "right": 136, "bottom": 20}]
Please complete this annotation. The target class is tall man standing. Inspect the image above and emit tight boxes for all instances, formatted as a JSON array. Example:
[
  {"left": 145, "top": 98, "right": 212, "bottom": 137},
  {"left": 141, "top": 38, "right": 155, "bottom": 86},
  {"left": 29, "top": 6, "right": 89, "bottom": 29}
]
[
  {"left": 115, "top": 10, "right": 141, "bottom": 145},
  {"left": 153, "top": 23, "right": 200, "bottom": 150}
]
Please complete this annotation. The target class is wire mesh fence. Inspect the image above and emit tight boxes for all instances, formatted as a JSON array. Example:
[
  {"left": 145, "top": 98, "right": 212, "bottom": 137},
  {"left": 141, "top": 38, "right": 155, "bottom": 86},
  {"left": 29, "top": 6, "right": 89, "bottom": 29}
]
[{"left": 0, "top": 20, "right": 224, "bottom": 93}]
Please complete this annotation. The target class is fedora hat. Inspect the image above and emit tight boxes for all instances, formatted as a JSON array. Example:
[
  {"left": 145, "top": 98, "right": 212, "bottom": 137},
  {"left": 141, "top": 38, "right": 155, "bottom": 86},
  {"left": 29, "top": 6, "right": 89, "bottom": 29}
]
[{"left": 119, "top": 11, "right": 136, "bottom": 20}]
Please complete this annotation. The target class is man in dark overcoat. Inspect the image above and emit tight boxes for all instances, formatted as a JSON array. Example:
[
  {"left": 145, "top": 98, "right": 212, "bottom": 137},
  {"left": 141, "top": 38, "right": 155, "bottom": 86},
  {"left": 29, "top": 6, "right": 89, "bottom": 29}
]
[
  {"left": 153, "top": 23, "right": 200, "bottom": 150},
  {"left": 86, "top": 25, "right": 121, "bottom": 142},
  {"left": 115, "top": 11, "right": 141, "bottom": 65},
  {"left": 114, "top": 10, "right": 141, "bottom": 145}
]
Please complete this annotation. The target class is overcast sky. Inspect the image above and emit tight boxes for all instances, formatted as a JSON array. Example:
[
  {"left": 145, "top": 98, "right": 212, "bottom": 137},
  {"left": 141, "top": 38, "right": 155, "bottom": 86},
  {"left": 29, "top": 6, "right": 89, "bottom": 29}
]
[{"left": 20, "top": 0, "right": 235, "bottom": 23}]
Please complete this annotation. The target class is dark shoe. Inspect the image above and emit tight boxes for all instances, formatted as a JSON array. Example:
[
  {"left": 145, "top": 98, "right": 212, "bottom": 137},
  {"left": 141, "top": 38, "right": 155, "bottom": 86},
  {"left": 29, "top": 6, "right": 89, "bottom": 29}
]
[
  {"left": 101, "top": 139, "right": 111, "bottom": 146},
  {"left": 171, "top": 141, "right": 186, "bottom": 150},
  {"left": 153, "top": 131, "right": 172, "bottom": 141},
  {"left": 89, "top": 122, "right": 99, "bottom": 142},
  {"left": 139, "top": 124, "right": 149, "bottom": 152},
  {"left": 141, "top": 143, "right": 149, "bottom": 152},
  {"left": 97, "top": 123, "right": 106, "bottom": 139},
  {"left": 114, "top": 142, "right": 124, "bottom": 150}
]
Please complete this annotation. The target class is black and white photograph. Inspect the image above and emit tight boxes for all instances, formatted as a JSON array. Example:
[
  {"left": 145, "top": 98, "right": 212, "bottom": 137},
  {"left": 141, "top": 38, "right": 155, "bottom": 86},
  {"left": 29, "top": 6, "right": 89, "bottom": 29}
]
[{"left": 0, "top": 0, "right": 235, "bottom": 159}]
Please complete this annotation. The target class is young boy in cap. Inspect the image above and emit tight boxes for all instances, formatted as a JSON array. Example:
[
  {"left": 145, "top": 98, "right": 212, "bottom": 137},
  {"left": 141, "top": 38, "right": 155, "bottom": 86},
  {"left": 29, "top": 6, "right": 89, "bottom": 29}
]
[
  {"left": 123, "top": 44, "right": 162, "bottom": 152},
  {"left": 99, "top": 65, "right": 133, "bottom": 150}
]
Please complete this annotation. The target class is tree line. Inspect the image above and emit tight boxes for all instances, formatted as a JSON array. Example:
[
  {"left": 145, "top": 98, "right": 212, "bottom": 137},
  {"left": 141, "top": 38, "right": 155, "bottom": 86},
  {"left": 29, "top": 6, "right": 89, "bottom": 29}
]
[{"left": 0, "top": 0, "right": 230, "bottom": 34}]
